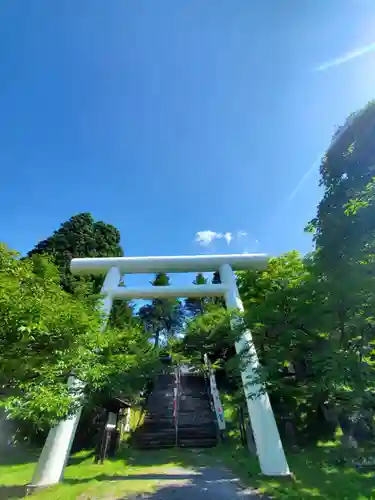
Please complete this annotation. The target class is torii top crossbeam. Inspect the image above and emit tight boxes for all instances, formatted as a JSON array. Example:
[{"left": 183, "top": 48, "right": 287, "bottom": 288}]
[{"left": 71, "top": 253, "right": 269, "bottom": 275}]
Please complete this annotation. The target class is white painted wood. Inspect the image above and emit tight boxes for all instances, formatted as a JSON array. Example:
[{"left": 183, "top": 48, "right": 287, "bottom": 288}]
[
  {"left": 71, "top": 253, "right": 269, "bottom": 275},
  {"left": 204, "top": 354, "right": 226, "bottom": 431},
  {"left": 33, "top": 254, "right": 290, "bottom": 486},
  {"left": 111, "top": 284, "right": 227, "bottom": 299},
  {"left": 106, "top": 412, "right": 117, "bottom": 431},
  {"left": 219, "top": 263, "right": 290, "bottom": 476},
  {"left": 30, "top": 267, "right": 122, "bottom": 488},
  {"left": 124, "top": 407, "right": 131, "bottom": 433}
]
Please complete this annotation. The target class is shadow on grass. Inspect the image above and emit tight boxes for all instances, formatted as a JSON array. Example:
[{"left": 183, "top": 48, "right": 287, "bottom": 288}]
[
  {"left": 287, "top": 448, "right": 375, "bottom": 499},
  {"left": 64, "top": 472, "right": 198, "bottom": 484},
  {"left": 0, "top": 484, "right": 28, "bottom": 500},
  {"left": 67, "top": 445, "right": 200, "bottom": 470},
  {"left": 66, "top": 463, "right": 266, "bottom": 499},
  {"left": 66, "top": 449, "right": 95, "bottom": 466},
  {"left": 0, "top": 447, "right": 39, "bottom": 466},
  {"left": 205, "top": 443, "right": 375, "bottom": 500},
  {"left": 118, "top": 446, "right": 202, "bottom": 469},
  {"left": 115, "top": 481, "right": 263, "bottom": 499}
]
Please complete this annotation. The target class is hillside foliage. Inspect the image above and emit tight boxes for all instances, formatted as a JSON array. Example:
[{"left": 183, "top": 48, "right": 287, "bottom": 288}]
[{"left": 2, "top": 102, "right": 375, "bottom": 446}]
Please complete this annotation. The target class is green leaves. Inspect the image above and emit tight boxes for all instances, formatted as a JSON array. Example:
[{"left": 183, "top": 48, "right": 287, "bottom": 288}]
[
  {"left": 311, "top": 101, "right": 375, "bottom": 272},
  {"left": 173, "top": 305, "right": 236, "bottom": 374},
  {"left": 344, "top": 177, "right": 375, "bottom": 216},
  {"left": 185, "top": 273, "right": 208, "bottom": 317},
  {"left": 0, "top": 245, "right": 159, "bottom": 426},
  {"left": 27, "top": 213, "right": 123, "bottom": 294},
  {"left": 138, "top": 273, "right": 183, "bottom": 348},
  {"left": 237, "top": 249, "right": 375, "bottom": 428},
  {"left": 169, "top": 102, "right": 375, "bottom": 442}
]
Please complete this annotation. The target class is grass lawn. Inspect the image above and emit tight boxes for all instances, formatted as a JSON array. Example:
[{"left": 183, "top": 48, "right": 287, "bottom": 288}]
[
  {"left": 1, "top": 441, "right": 374, "bottom": 499},
  {"left": 211, "top": 392, "right": 375, "bottom": 499},
  {"left": 0, "top": 446, "right": 199, "bottom": 500},
  {"left": 204, "top": 440, "right": 375, "bottom": 499}
]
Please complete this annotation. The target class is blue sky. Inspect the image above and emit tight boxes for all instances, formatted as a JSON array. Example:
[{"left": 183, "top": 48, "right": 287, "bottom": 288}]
[{"left": 2, "top": 1, "right": 375, "bottom": 287}]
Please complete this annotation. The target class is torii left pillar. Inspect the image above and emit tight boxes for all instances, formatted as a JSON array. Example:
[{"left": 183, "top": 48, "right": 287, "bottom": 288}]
[{"left": 29, "top": 267, "right": 121, "bottom": 489}]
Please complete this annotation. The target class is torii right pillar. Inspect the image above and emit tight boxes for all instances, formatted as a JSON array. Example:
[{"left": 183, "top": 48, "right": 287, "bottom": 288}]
[{"left": 219, "top": 264, "right": 290, "bottom": 476}]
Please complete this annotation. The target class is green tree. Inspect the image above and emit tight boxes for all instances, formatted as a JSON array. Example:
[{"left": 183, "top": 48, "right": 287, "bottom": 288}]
[
  {"left": 310, "top": 100, "right": 375, "bottom": 271},
  {"left": 174, "top": 305, "right": 234, "bottom": 368},
  {"left": 211, "top": 270, "right": 225, "bottom": 307},
  {"left": 212, "top": 270, "right": 221, "bottom": 284},
  {"left": 308, "top": 102, "right": 375, "bottom": 336},
  {"left": 171, "top": 102, "right": 375, "bottom": 444},
  {"left": 174, "top": 249, "right": 375, "bottom": 442},
  {"left": 238, "top": 251, "right": 375, "bottom": 438},
  {"left": 307, "top": 101, "right": 375, "bottom": 422},
  {"left": 184, "top": 272, "right": 208, "bottom": 317},
  {"left": 0, "top": 244, "right": 157, "bottom": 426},
  {"left": 27, "top": 213, "right": 123, "bottom": 295},
  {"left": 109, "top": 299, "right": 136, "bottom": 329},
  {"left": 108, "top": 278, "right": 138, "bottom": 329},
  {"left": 138, "top": 273, "right": 183, "bottom": 348}
]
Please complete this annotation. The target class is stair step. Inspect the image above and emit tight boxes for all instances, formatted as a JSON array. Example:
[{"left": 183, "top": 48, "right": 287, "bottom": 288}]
[
  {"left": 178, "top": 426, "right": 216, "bottom": 433},
  {"left": 135, "top": 443, "right": 175, "bottom": 449},
  {"left": 136, "top": 437, "right": 176, "bottom": 444},
  {"left": 133, "top": 373, "right": 218, "bottom": 450},
  {"left": 178, "top": 441, "right": 217, "bottom": 448}
]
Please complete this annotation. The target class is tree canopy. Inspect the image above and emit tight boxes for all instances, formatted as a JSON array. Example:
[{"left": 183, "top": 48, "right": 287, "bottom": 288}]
[
  {"left": 0, "top": 245, "right": 158, "bottom": 426},
  {"left": 28, "top": 212, "right": 123, "bottom": 294},
  {"left": 171, "top": 101, "right": 375, "bottom": 444},
  {"left": 4, "top": 102, "right": 375, "bottom": 446},
  {"left": 184, "top": 273, "right": 208, "bottom": 317},
  {"left": 138, "top": 273, "right": 184, "bottom": 348}
]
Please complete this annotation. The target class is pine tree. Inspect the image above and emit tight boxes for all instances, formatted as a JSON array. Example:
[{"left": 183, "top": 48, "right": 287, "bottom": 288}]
[
  {"left": 138, "top": 273, "right": 183, "bottom": 347},
  {"left": 28, "top": 213, "right": 123, "bottom": 294},
  {"left": 185, "top": 272, "right": 207, "bottom": 317},
  {"left": 212, "top": 270, "right": 225, "bottom": 307}
]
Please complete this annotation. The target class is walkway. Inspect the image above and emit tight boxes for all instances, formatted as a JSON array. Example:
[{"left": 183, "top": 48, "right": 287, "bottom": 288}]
[{"left": 127, "top": 465, "right": 265, "bottom": 499}]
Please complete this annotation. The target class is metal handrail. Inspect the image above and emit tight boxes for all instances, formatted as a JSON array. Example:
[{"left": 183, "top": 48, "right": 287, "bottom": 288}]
[
  {"left": 174, "top": 366, "right": 180, "bottom": 446},
  {"left": 203, "top": 355, "right": 226, "bottom": 434}
]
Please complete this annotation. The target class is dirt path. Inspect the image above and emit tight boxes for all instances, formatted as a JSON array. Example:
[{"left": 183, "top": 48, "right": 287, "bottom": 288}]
[{"left": 126, "top": 465, "right": 265, "bottom": 499}]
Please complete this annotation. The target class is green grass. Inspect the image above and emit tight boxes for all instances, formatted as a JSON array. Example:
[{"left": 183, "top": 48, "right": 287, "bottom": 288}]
[
  {"left": 214, "top": 392, "right": 375, "bottom": 499},
  {"left": 0, "top": 446, "right": 199, "bottom": 500},
  {"left": 1, "top": 439, "right": 374, "bottom": 499},
  {"left": 204, "top": 440, "right": 375, "bottom": 499}
]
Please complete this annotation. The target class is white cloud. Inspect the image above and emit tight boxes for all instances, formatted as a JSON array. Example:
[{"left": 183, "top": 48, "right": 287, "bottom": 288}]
[
  {"left": 223, "top": 232, "right": 233, "bottom": 244},
  {"left": 195, "top": 230, "right": 233, "bottom": 246},
  {"left": 195, "top": 230, "right": 223, "bottom": 246},
  {"left": 314, "top": 41, "right": 375, "bottom": 72}
]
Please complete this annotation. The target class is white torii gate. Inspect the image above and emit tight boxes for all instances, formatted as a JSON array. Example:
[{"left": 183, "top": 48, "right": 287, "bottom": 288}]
[{"left": 30, "top": 253, "right": 290, "bottom": 488}]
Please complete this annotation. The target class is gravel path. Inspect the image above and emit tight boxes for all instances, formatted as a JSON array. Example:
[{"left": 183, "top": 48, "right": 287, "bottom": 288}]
[{"left": 126, "top": 465, "right": 265, "bottom": 499}]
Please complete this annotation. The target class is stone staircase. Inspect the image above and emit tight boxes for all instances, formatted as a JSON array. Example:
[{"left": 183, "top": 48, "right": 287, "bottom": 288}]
[
  {"left": 133, "top": 374, "right": 176, "bottom": 449},
  {"left": 177, "top": 374, "right": 218, "bottom": 448},
  {"left": 133, "top": 371, "right": 217, "bottom": 449}
]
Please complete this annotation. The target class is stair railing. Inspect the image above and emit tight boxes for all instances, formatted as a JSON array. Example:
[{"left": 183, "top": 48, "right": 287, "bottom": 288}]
[
  {"left": 173, "top": 366, "right": 180, "bottom": 447},
  {"left": 134, "top": 377, "right": 154, "bottom": 431},
  {"left": 203, "top": 354, "right": 226, "bottom": 434},
  {"left": 203, "top": 370, "right": 214, "bottom": 412}
]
